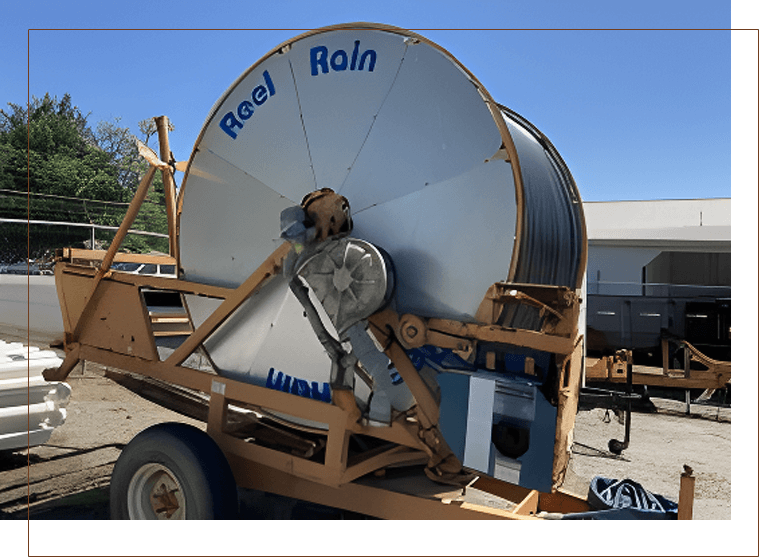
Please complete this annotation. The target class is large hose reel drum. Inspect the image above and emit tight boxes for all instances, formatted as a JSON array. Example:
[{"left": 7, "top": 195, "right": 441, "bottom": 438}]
[{"left": 177, "top": 24, "right": 585, "bottom": 490}]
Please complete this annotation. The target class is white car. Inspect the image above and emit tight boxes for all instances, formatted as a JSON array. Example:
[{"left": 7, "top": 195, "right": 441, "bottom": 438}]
[{"left": 111, "top": 262, "right": 176, "bottom": 277}]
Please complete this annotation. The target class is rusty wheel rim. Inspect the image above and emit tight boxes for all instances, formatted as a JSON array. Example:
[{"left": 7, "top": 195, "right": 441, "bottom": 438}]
[{"left": 127, "top": 463, "right": 186, "bottom": 519}]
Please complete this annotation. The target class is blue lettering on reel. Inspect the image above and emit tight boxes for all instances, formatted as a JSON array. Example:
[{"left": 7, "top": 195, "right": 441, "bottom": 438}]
[
  {"left": 310, "top": 40, "right": 377, "bottom": 76},
  {"left": 266, "top": 367, "right": 331, "bottom": 403},
  {"left": 218, "top": 70, "right": 276, "bottom": 139}
]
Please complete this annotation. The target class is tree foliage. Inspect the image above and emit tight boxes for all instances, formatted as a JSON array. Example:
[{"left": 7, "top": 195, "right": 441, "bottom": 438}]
[{"left": 0, "top": 93, "right": 170, "bottom": 255}]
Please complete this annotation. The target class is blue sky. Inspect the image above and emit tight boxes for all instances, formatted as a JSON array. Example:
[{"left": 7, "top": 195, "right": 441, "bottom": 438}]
[{"left": 2, "top": 1, "right": 752, "bottom": 204}]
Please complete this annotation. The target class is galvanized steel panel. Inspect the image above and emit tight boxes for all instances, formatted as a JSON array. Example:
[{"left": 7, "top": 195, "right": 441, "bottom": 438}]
[
  {"left": 179, "top": 26, "right": 520, "bottom": 386},
  {"left": 178, "top": 26, "right": 585, "bottom": 423}
]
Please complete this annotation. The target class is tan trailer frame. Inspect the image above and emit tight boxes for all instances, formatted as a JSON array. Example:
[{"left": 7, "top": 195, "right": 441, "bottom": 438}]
[
  {"left": 585, "top": 340, "right": 730, "bottom": 391},
  {"left": 43, "top": 117, "right": 693, "bottom": 520}
]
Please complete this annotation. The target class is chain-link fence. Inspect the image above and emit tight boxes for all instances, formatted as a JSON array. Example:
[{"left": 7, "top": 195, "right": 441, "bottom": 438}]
[
  {"left": 0, "top": 219, "right": 170, "bottom": 272},
  {"left": 1, "top": 189, "right": 169, "bottom": 270},
  {"left": 1, "top": 220, "right": 88, "bottom": 271}
]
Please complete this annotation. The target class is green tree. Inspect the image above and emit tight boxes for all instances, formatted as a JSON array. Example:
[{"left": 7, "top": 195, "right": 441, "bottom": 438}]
[
  {"left": 1, "top": 93, "right": 124, "bottom": 203},
  {"left": 121, "top": 166, "right": 169, "bottom": 254},
  {"left": 95, "top": 117, "right": 145, "bottom": 193},
  {"left": 0, "top": 93, "right": 169, "bottom": 256}
]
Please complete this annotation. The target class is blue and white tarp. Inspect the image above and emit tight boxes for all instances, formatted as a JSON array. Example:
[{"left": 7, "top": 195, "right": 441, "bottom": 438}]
[{"left": 564, "top": 476, "right": 679, "bottom": 520}]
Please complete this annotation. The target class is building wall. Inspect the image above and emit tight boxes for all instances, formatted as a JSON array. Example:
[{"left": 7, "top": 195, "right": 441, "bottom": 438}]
[
  {"left": 584, "top": 198, "right": 731, "bottom": 292},
  {"left": 583, "top": 198, "right": 731, "bottom": 355},
  {"left": 587, "top": 246, "right": 662, "bottom": 295},
  {"left": 645, "top": 252, "right": 731, "bottom": 286},
  {"left": 583, "top": 198, "right": 730, "bottom": 233}
]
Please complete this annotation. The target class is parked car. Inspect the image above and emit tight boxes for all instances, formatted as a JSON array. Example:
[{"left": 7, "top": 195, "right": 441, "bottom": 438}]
[{"left": 111, "top": 262, "right": 176, "bottom": 277}]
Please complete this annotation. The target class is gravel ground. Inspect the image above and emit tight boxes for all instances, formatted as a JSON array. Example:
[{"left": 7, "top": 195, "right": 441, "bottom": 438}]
[
  {"left": 1, "top": 343, "right": 740, "bottom": 555},
  {"left": 564, "top": 406, "right": 730, "bottom": 520}
]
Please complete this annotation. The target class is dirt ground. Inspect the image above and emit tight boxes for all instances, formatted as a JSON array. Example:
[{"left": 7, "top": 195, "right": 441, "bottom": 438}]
[
  {"left": 565, "top": 406, "right": 730, "bottom": 520},
  {"left": 0, "top": 359, "right": 203, "bottom": 518},
  {"left": 1, "top": 334, "right": 732, "bottom": 525}
]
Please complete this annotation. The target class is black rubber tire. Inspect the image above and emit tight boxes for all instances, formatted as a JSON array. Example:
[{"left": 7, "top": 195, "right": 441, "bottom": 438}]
[
  {"left": 608, "top": 438, "right": 625, "bottom": 455},
  {"left": 110, "top": 422, "right": 238, "bottom": 520}
]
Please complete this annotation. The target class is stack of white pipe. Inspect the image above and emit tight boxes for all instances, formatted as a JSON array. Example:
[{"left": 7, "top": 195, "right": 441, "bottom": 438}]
[{"left": 0, "top": 340, "right": 70, "bottom": 451}]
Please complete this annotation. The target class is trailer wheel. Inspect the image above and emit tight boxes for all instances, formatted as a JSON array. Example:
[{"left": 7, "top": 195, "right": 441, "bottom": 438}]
[{"left": 110, "top": 422, "right": 238, "bottom": 520}]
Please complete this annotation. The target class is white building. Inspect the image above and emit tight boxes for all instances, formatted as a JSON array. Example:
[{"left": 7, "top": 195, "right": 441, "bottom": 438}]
[{"left": 583, "top": 198, "right": 730, "bottom": 359}]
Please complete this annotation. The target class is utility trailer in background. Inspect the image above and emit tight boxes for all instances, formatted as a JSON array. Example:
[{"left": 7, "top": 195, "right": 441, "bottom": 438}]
[{"left": 44, "top": 24, "right": 694, "bottom": 520}]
